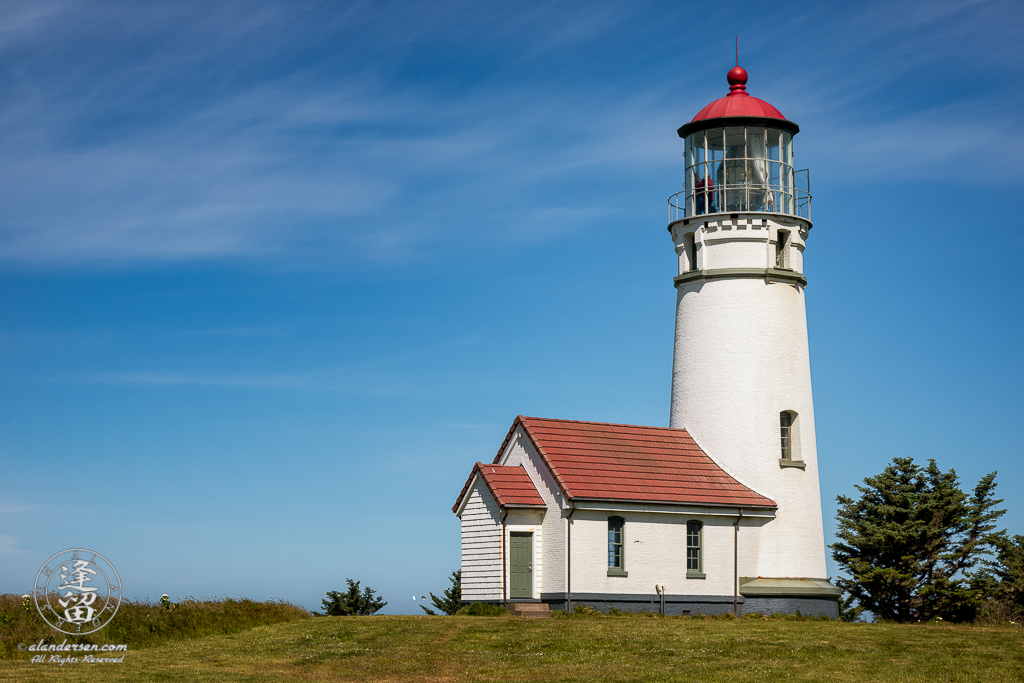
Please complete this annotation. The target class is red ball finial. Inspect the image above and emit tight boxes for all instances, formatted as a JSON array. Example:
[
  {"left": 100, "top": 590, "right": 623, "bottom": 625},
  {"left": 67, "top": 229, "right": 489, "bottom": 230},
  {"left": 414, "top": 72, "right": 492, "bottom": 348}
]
[{"left": 727, "top": 66, "right": 748, "bottom": 96}]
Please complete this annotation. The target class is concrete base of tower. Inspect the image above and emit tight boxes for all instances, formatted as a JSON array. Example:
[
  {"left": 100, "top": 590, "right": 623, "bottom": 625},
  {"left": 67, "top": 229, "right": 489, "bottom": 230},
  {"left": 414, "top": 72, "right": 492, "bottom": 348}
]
[
  {"left": 738, "top": 576, "right": 840, "bottom": 618},
  {"left": 740, "top": 595, "right": 839, "bottom": 619}
]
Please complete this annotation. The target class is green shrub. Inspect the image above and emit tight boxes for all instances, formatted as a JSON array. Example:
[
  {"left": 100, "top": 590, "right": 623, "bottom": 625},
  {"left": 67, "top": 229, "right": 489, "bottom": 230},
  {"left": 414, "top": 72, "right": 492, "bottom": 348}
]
[
  {"left": 420, "top": 571, "right": 461, "bottom": 616},
  {"left": 564, "top": 603, "right": 603, "bottom": 617},
  {"left": 316, "top": 579, "right": 387, "bottom": 616},
  {"left": 456, "top": 602, "right": 508, "bottom": 616}
]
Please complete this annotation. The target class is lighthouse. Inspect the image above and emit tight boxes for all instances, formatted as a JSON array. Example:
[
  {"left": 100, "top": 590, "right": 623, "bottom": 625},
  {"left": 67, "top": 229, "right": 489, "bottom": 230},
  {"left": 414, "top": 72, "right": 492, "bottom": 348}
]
[
  {"left": 451, "top": 63, "right": 839, "bottom": 619},
  {"left": 668, "top": 65, "right": 828, "bottom": 580}
]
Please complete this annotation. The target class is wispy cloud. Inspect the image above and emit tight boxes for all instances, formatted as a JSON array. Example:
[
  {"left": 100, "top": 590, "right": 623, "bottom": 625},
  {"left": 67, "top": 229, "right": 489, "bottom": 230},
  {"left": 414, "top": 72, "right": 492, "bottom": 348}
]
[
  {"left": 0, "top": 0, "right": 1019, "bottom": 266},
  {"left": 62, "top": 335, "right": 488, "bottom": 394},
  {"left": 72, "top": 371, "right": 334, "bottom": 391}
]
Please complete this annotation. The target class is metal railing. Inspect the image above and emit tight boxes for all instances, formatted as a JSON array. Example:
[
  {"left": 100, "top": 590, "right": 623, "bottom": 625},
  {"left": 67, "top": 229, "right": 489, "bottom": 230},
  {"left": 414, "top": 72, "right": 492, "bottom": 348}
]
[{"left": 669, "top": 169, "right": 811, "bottom": 223}]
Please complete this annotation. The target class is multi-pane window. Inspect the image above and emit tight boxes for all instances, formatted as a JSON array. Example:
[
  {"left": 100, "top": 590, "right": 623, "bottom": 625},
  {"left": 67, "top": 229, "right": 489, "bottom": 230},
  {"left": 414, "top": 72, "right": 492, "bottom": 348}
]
[
  {"left": 780, "top": 412, "right": 793, "bottom": 460},
  {"left": 686, "top": 521, "right": 703, "bottom": 576},
  {"left": 608, "top": 517, "right": 624, "bottom": 569}
]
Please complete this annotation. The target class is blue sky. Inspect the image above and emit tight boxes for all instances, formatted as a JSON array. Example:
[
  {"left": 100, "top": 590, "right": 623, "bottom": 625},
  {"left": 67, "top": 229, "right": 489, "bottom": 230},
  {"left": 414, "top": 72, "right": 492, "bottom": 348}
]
[{"left": 1, "top": 0, "right": 1022, "bottom": 614}]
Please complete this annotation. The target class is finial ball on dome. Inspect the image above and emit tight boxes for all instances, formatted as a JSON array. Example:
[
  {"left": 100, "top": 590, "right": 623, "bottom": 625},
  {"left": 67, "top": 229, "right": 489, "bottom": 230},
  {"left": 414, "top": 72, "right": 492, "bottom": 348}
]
[{"left": 727, "top": 66, "right": 748, "bottom": 86}]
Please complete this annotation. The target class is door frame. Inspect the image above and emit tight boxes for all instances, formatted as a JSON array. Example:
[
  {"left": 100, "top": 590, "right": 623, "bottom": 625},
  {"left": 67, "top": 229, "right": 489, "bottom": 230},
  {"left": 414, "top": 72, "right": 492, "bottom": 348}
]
[{"left": 508, "top": 531, "right": 534, "bottom": 599}]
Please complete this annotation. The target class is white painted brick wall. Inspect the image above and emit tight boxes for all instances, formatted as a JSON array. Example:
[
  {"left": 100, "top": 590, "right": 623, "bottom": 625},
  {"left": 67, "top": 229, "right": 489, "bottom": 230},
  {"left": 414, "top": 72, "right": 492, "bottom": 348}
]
[
  {"left": 669, "top": 213, "right": 827, "bottom": 579},
  {"left": 569, "top": 510, "right": 759, "bottom": 596},
  {"left": 677, "top": 216, "right": 807, "bottom": 275}
]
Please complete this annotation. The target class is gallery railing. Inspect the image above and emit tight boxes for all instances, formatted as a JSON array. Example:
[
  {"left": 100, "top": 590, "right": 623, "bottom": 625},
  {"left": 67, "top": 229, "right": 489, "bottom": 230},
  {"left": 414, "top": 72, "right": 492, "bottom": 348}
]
[{"left": 669, "top": 169, "right": 811, "bottom": 223}]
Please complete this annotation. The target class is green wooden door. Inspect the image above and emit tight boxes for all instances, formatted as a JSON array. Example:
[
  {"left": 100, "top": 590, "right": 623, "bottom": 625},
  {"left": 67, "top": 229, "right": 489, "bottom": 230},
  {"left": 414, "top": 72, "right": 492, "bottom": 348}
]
[{"left": 509, "top": 532, "right": 533, "bottom": 598}]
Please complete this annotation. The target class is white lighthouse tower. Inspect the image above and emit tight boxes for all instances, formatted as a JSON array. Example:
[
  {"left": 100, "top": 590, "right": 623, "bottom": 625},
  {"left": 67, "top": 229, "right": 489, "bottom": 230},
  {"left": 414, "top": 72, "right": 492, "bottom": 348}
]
[{"left": 668, "top": 65, "right": 828, "bottom": 581}]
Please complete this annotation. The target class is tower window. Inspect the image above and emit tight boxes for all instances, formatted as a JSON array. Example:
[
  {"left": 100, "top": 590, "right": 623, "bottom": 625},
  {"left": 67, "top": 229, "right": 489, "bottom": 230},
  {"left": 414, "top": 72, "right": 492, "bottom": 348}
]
[
  {"left": 776, "top": 230, "right": 789, "bottom": 268},
  {"left": 608, "top": 517, "right": 627, "bottom": 576},
  {"left": 780, "top": 412, "right": 792, "bottom": 460},
  {"left": 779, "top": 411, "right": 805, "bottom": 468},
  {"left": 686, "top": 521, "right": 705, "bottom": 578},
  {"left": 680, "top": 232, "right": 697, "bottom": 272}
]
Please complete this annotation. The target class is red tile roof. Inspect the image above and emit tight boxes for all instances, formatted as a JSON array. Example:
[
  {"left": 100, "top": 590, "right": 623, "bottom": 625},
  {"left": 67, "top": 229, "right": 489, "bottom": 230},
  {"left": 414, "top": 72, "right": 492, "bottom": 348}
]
[
  {"left": 452, "top": 463, "right": 546, "bottom": 513},
  {"left": 492, "top": 416, "right": 776, "bottom": 509}
]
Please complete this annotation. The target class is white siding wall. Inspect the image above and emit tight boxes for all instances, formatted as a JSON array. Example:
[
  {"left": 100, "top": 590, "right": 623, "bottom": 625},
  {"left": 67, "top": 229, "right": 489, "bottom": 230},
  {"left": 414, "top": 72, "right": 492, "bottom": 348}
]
[{"left": 460, "top": 481, "right": 501, "bottom": 602}]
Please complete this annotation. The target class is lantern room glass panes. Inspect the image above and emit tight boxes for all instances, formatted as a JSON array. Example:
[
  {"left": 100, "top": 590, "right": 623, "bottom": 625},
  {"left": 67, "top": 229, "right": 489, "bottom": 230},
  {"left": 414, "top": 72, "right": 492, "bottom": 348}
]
[{"left": 678, "top": 125, "right": 809, "bottom": 220}]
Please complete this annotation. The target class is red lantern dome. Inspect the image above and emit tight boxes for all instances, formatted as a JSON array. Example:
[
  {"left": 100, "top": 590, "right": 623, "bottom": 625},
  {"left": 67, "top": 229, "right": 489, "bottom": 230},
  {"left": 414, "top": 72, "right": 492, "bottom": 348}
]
[{"left": 677, "top": 66, "right": 797, "bottom": 138}]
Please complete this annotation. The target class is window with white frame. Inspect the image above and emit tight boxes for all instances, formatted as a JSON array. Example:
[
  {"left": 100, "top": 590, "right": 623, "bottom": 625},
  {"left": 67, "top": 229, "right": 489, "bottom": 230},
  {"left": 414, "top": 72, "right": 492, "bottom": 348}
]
[
  {"left": 686, "top": 520, "right": 704, "bottom": 578},
  {"left": 779, "top": 411, "right": 804, "bottom": 467},
  {"left": 608, "top": 517, "right": 626, "bottom": 576},
  {"left": 780, "top": 411, "right": 793, "bottom": 460}
]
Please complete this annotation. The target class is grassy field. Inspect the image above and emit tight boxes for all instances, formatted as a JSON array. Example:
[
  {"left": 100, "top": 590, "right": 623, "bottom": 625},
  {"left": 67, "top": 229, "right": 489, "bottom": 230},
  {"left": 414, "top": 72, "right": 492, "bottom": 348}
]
[{"left": 1, "top": 613, "right": 1021, "bottom": 682}]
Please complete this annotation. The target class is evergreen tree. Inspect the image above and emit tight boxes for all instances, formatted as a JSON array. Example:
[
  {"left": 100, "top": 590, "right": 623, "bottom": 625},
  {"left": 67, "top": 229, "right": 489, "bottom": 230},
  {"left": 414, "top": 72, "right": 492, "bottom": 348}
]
[
  {"left": 838, "top": 591, "right": 864, "bottom": 622},
  {"left": 319, "top": 578, "right": 387, "bottom": 616},
  {"left": 973, "top": 534, "right": 1024, "bottom": 619},
  {"left": 830, "top": 457, "right": 1004, "bottom": 622},
  {"left": 421, "top": 570, "right": 461, "bottom": 615}
]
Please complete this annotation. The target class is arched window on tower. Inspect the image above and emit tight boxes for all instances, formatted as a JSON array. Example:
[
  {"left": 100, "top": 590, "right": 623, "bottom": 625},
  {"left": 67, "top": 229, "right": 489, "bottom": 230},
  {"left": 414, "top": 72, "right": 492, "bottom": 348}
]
[
  {"left": 779, "top": 411, "right": 805, "bottom": 469},
  {"left": 780, "top": 412, "right": 792, "bottom": 459}
]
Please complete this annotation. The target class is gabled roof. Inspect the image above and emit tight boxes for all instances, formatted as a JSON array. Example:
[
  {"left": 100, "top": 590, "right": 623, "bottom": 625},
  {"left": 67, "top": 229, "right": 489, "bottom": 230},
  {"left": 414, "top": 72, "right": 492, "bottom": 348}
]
[
  {"left": 495, "top": 416, "right": 775, "bottom": 509},
  {"left": 452, "top": 463, "right": 546, "bottom": 514}
]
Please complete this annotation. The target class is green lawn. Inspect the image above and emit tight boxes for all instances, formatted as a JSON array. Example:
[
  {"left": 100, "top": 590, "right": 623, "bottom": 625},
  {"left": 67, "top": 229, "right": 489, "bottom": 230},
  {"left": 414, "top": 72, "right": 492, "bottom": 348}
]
[{"left": 1, "top": 615, "right": 1021, "bottom": 682}]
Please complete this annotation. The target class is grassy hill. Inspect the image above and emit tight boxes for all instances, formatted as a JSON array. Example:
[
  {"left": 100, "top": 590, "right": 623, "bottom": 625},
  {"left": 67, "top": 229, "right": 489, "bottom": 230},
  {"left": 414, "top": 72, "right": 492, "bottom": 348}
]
[{"left": 2, "top": 611, "right": 1022, "bottom": 682}]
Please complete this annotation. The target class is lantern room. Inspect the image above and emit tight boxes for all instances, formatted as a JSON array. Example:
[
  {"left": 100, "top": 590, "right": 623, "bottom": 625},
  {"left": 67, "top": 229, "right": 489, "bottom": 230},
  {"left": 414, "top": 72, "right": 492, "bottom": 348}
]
[{"left": 670, "top": 66, "right": 810, "bottom": 221}]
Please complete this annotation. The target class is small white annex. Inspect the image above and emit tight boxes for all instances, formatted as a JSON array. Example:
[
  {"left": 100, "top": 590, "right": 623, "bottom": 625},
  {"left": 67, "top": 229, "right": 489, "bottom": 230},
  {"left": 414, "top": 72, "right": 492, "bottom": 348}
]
[
  {"left": 452, "top": 65, "right": 841, "bottom": 617},
  {"left": 453, "top": 416, "right": 838, "bottom": 616}
]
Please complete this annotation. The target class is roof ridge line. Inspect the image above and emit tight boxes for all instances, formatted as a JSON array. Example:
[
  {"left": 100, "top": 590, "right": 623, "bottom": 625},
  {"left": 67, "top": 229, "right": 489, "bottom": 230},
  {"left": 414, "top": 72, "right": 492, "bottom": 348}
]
[{"left": 520, "top": 415, "right": 686, "bottom": 431}]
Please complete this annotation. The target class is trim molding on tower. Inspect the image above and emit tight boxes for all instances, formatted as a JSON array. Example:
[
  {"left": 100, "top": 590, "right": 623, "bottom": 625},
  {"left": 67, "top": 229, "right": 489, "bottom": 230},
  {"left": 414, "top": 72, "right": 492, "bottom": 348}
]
[{"left": 673, "top": 267, "right": 807, "bottom": 288}]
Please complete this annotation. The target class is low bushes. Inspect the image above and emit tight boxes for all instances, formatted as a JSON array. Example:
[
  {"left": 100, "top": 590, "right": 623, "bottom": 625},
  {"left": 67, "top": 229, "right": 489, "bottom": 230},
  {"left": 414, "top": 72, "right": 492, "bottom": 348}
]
[
  {"left": 456, "top": 602, "right": 508, "bottom": 616},
  {"left": 0, "top": 594, "right": 309, "bottom": 658}
]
